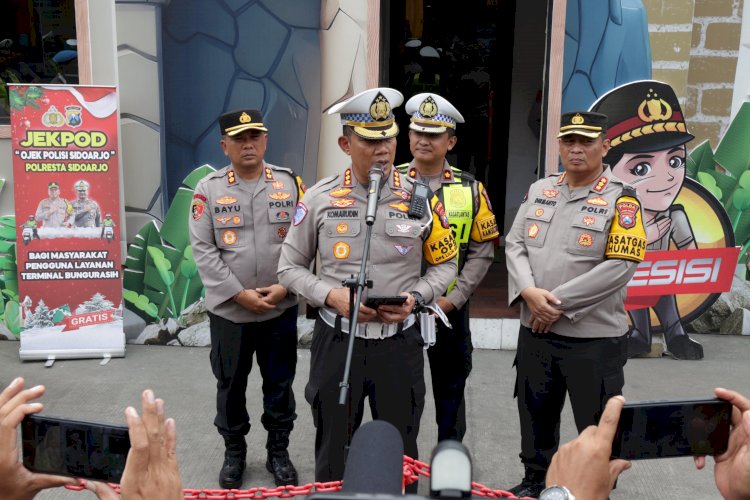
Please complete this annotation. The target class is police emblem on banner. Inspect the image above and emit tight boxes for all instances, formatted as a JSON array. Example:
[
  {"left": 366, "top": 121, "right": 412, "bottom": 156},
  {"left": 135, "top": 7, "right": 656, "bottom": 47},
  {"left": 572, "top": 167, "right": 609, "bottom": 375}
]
[{"left": 65, "top": 105, "right": 82, "bottom": 127}]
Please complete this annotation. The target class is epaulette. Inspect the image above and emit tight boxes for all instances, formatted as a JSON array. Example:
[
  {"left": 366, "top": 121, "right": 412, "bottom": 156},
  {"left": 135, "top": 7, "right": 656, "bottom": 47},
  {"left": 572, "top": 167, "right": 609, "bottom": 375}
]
[
  {"left": 266, "top": 163, "right": 297, "bottom": 177},
  {"left": 620, "top": 184, "right": 637, "bottom": 198},
  {"left": 451, "top": 166, "right": 475, "bottom": 184},
  {"left": 316, "top": 173, "right": 341, "bottom": 188},
  {"left": 201, "top": 166, "right": 231, "bottom": 182}
]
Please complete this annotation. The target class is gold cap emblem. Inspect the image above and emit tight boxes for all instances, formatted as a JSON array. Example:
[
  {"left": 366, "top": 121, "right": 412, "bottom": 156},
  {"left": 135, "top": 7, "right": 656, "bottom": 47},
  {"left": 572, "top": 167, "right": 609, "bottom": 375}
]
[
  {"left": 637, "top": 89, "right": 673, "bottom": 122},
  {"left": 571, "top": 113, "right": 585, "bottom": 125},
  {"left": 369, "top": 93, "right": 391, "bottom": 120},
  {"left": 418, "top": 96, "right": 438, "bottom": 118},
  {"left": 239, "top": 112, "right": 251, "bottom": 123}
]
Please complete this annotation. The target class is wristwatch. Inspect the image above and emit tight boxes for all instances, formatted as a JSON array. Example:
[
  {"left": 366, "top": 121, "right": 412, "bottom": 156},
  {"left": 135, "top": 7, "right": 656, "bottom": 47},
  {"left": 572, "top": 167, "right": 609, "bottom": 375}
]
[
  {"left": 410, "top": 291, "right": 425, "bottom": 313},
  {"left": 539, "top": 485, "right": 575, "bottom": 500}
]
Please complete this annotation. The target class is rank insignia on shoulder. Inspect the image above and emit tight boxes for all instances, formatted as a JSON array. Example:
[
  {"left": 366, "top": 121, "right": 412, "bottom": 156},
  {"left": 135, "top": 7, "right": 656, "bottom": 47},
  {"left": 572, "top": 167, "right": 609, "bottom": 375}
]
[
  {"left": 593, "top": 176, "right": 608, "bottom": 192},
  {"left": 265, "top": 167, "right": 274, "bottom": 180},
  {"left": 216, "top": 195, "right": 238, "bottom": 205}
]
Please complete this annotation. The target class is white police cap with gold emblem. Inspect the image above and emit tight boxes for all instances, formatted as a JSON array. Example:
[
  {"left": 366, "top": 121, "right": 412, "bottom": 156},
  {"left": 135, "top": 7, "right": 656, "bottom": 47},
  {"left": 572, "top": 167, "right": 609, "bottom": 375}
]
[
  {"left": 328, "top": 87, "right": 403, "bottom": 140},
  {"left": 405, "top": 93, "right": 465, "bottom": 134}
]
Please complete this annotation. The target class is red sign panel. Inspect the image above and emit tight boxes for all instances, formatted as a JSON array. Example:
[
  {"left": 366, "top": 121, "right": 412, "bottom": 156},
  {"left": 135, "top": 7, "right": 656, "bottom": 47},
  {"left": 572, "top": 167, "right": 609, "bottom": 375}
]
[{"left": 9, "top": 84, "right": 123, "bottom": 358}]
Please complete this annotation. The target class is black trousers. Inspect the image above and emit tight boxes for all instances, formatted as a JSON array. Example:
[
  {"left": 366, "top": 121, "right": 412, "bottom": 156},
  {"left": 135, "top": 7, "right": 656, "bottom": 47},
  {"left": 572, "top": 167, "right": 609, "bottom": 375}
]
[
  {"left": 208, "top": 306, "right": 298, "bottom": 438},
  {"left": 305, "top": 317, "right": 425, "bottom": 482},
  {"left": 514, "top": 326, "right": 627, "bottom": 479},
  {"left": 427, "top": 303, "right": 473, "bottom": 441}
]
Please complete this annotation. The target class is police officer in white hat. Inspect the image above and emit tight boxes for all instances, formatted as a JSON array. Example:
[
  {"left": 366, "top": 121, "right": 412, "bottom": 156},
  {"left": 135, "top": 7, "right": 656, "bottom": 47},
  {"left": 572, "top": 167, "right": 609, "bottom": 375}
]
[
  {"left": 278, "top": 88, "right": 458, "bottom": 484},
  {"left": 397, "top": 93, "right": 499, "bottom": 443},
  {"left": 71, "top": 180, "right": 101, "bottom": 227}
]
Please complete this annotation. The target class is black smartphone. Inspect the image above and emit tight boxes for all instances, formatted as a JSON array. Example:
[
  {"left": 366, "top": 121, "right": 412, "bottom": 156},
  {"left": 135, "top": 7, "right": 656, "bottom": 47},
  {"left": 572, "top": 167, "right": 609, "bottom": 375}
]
[
  {"left": 22, "top": 414, "right": 131, "bottom": 483},
  {"left": 364, "top": 295, "right": 408, "bottom": 308},
  {"left": 611, "top": 398, "right": 731, "bottom": 460},
  {"left": 408, "top": 181, "right": 430, "bottom": 219}
]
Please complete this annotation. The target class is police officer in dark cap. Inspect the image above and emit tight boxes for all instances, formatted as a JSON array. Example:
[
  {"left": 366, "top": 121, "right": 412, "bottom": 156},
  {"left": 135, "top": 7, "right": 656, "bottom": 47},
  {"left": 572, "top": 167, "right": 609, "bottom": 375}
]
[
  {"left": 189, "top": 108, "right": 306, "bottom": 488},
  {"left": 590, "top": 80, "right": 703, "bottom": 360},
  {"left": 505, "top": 110, "right": 646, "bottom": 498}
]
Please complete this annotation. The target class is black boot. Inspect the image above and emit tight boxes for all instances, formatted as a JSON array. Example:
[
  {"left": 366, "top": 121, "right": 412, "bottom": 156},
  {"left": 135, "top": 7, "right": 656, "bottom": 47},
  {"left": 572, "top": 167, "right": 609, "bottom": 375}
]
[
  {"left": 219, "top": 435, "right": 246, "bottom": 489},
  {"left": 266, "top": 431, "right": 298, "bottom": 486},
  {"left": 627, "top": 326, "right": 651, "bottom": 358},
  {"left": 664, "top": 321, "right": 703, "bottom": 360},
  {"left": 508, "top": 468, "right": 545, "bottom": 498}
]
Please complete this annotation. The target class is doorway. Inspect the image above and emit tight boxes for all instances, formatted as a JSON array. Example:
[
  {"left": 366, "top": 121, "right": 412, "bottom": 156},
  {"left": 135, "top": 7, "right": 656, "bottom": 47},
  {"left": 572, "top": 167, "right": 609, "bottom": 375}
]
[
  {"left": 384, "top": 0, "right": 515, "bottom": 226},
  {"left": 383, "top": 0, "right": 550, "bottom": 317}
]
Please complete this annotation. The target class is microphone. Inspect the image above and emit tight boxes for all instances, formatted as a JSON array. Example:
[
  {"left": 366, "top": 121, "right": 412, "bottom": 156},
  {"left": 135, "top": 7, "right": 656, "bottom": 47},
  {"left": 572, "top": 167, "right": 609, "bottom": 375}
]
[
  {"left": 365, "top": 163, "right": 385, "bottom": 226},
  {"left": 342, "top": 420, "right": 404, "bottom": 495},
  {"left": 429, "top": 440, "right": 473, "bottom": 498}
]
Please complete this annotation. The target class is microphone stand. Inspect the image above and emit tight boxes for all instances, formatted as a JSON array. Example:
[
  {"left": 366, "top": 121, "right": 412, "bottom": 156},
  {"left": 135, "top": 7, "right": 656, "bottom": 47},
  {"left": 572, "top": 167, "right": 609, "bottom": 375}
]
[{"left": 338, "top": 163, "right": 384, "bottom": 405}]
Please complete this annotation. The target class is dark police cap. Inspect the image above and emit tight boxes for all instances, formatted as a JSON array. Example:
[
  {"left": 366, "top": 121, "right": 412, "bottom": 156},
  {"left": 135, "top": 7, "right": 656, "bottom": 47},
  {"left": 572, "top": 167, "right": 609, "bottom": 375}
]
[
  {"left": 590, "top": 80, "right": 693, "bottom": 153},
  {"left": 557, "top": 111, "right": 607, "bottom": 139},
  {"left": 219, "top": 109, "right": 268, "bottom": 136}
]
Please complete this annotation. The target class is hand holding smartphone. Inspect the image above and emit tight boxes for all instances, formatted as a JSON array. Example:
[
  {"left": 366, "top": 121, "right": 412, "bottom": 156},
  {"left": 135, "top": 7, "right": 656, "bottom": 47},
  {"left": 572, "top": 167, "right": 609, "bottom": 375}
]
[
  {"left": 22, "top": 414, "right": 131, "bottom": 483},
  {"left": 611, "top": 397, "right": 731, "bottom": 460},
  {"left": 364, "top": 295, "right": 407, "bottom": 309}
]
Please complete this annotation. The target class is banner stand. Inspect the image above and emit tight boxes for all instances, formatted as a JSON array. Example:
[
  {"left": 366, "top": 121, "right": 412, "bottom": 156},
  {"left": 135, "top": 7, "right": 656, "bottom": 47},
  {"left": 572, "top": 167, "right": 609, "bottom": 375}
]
[{"left": 9, "top": 84, "right": 125, "bottom": 362}]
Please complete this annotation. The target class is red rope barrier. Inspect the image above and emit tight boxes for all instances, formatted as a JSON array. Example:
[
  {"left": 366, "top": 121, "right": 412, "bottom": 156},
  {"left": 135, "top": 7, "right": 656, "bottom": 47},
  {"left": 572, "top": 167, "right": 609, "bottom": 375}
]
[{"left": 64, "top": 456, "right": 529, "bottom": 499}]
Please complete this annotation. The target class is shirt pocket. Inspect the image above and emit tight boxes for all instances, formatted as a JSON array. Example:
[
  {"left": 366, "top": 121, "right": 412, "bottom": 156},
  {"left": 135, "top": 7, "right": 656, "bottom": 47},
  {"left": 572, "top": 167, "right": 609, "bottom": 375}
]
[
  {"left": 567, "top": 213, "right": 608, "bottom": 257},
  {"left": 267, "top": 192, "right": 296, "bottom": 224},
  {"left": 524, "top": 205, "right": 555, "bottom": 248},
  {"left": 214, "top": 213, "right": 244, "bottom": 249},
  {"left": 323, "top": 220, "right": 361, "bottom": 238}
]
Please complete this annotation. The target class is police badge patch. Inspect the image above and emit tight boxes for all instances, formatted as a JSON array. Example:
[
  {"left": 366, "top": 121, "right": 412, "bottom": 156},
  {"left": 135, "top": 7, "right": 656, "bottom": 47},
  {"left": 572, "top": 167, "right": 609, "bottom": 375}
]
[
  {"left": 395, "top": 244, "right": 413, "bottom": 255},
  {"left": 293, "top": 203, "right": 308, "bottom": 226},
  {"left": 616, "top": 201, "right": 638, "bottom": 228},
  {"left": 191, "top": 199, "right": 205, "bottom": 221}
]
